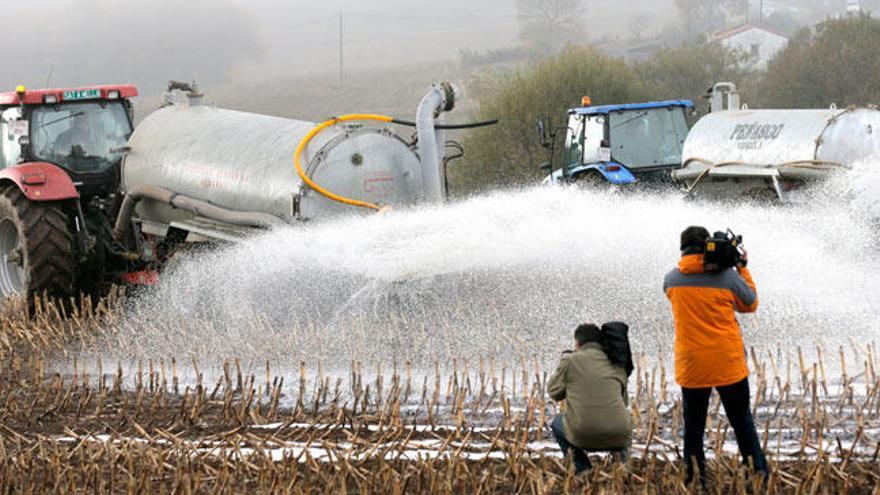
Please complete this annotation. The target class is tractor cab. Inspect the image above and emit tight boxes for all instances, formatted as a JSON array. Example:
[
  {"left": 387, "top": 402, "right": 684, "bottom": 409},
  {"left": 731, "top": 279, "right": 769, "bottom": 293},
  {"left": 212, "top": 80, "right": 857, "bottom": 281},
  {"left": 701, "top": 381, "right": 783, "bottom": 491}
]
[
  {"left": 0, "top": 85, "right": 137, "bottom": 198},
  {"left": 541, "top": 98, "right": 693, "bottom": 186},
  {"left": 0, "top": 84, "right": 138, "bottom": 300}
]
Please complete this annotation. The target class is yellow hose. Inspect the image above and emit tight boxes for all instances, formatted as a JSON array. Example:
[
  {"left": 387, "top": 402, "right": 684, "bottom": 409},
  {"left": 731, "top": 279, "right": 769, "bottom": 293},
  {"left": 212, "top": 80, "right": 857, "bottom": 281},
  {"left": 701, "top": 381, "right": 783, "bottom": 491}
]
[{"left": 294, "top": 114, "right": 394, "bottom": 211}]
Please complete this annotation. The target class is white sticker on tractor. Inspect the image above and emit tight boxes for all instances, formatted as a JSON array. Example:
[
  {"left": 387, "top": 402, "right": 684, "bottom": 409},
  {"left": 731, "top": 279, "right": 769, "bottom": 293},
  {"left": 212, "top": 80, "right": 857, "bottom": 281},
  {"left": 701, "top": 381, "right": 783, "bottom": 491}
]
[{"left": 11, "top": 120, "right": 28, "bottom": 138}]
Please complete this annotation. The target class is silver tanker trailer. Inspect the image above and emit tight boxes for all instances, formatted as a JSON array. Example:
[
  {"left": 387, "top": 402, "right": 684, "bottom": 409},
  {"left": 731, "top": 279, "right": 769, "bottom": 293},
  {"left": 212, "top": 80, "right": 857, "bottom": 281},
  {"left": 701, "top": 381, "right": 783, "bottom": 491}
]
[
  {"left": 674, "top": 82, "right": 880, "bottom": 201},
  {"left": 113, "top": 81, "right": 460, "bottom": 244}
]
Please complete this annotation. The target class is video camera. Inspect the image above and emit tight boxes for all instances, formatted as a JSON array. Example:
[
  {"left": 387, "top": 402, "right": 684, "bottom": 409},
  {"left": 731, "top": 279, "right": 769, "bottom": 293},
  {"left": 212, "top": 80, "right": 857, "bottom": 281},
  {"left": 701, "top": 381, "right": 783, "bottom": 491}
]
[{"left": 704, "top": 229, "right": 745, "bottom": 272}]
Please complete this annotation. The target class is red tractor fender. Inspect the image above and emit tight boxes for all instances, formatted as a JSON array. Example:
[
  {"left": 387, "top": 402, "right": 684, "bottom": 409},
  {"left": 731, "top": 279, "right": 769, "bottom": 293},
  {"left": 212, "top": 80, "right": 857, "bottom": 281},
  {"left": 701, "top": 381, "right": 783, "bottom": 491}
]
[{"left": 0, "top": 162, "right": 79, "bottom": 201}]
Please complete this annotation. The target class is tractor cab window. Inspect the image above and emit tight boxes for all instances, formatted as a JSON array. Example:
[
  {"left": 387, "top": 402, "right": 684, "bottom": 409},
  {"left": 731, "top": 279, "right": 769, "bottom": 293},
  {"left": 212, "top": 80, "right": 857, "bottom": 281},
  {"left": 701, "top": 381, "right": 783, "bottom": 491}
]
[
  {"left": 0, "top": 107, "right": 24, "bottom": 169},
  {"left": 564, "top": 115, "right": 584, "bottom": 169},
  {"left": 608, "top": 107, "right": 689, "bottom": 169},
  {"left": 582, "top": 115, "right": 606, "bottom": 164},
  {"left": 29, "top": 101, "right": 132, "bottom": 175}
]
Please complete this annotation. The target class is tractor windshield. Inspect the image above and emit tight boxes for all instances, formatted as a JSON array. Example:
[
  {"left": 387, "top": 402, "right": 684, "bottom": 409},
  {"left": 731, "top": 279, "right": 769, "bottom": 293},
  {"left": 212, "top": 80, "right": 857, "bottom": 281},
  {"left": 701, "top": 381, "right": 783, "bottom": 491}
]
[
  {"left": 29, "top": 101, "right": 132, "bottom": 174},
  {"left": 608, "top": 107, "right": 688, "bottom": 169}
]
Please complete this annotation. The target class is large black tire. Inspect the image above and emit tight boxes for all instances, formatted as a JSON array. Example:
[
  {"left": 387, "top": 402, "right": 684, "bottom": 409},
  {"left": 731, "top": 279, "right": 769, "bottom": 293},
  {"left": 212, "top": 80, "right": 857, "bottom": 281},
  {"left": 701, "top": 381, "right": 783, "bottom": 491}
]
[{"left": 0, "top": 186, "right": 75, "bottom": 300}]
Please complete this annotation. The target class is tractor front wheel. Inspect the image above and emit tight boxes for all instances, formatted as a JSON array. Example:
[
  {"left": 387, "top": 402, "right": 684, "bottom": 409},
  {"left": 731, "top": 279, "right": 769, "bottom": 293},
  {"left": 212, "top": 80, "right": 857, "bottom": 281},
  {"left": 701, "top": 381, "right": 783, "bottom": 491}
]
[{"left": 0, "top": 186, "right": 75, "bottom": 301}]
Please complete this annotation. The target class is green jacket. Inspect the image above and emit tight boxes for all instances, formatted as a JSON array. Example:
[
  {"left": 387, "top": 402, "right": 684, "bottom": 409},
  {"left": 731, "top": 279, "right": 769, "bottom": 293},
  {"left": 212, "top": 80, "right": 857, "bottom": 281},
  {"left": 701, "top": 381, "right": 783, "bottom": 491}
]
[{"left": 548, "top": 343, "right": 631, "bottom": 449}]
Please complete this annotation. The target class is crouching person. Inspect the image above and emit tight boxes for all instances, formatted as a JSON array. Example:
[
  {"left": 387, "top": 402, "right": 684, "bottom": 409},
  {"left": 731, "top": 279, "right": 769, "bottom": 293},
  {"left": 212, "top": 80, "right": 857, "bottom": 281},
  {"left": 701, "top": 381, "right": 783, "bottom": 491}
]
[{"left": 548, "top": 322, "right": 634, "bottom": 473}]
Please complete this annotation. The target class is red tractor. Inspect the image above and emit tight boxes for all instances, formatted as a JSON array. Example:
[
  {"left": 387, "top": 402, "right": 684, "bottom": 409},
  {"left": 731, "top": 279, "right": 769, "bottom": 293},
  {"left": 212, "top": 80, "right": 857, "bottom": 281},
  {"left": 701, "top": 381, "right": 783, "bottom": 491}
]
[{"left": 0, "top": 84, "right": 140, "bottom": 300}]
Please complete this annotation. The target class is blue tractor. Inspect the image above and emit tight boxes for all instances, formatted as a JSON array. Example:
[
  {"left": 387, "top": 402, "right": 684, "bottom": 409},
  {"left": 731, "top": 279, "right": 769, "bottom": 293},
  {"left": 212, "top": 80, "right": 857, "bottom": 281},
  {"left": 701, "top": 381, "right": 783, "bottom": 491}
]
[{"left": 539, "top": 97, "right": 694, "bottom": 186}]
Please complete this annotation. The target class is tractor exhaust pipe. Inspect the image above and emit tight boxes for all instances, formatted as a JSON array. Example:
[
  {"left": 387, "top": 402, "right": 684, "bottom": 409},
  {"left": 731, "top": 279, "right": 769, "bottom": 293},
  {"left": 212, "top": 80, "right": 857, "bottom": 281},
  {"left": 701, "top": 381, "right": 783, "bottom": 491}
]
[{"left": 416, "top": 82, "right": 458, "bottom": 203}]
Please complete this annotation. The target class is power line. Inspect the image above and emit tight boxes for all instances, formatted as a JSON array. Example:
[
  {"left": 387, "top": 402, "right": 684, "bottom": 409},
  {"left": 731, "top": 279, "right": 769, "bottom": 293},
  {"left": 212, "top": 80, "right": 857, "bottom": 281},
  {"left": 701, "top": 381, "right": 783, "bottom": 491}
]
[
  {"left": 273, "top": 14, "right": 339, "bottom": 31},
  {"left": 9, "top": 12, "right": 518, "bottom": 71},
  {"left": 263, "top": 10, "right": 518, "bottom": 31},
  {"left": 344, "top": 11, "right": 518, "bottom": 20}
]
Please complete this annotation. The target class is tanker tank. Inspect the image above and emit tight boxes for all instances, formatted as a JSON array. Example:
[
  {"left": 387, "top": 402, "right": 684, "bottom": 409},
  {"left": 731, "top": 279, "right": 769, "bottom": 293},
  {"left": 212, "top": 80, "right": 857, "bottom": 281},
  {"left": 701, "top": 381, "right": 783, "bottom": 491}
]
[
  {"left": 674, "top": 83, "right": 880, "bottom": 200},
  {"left": 114, "top": 81, "right": 457, "bottom": 242}
]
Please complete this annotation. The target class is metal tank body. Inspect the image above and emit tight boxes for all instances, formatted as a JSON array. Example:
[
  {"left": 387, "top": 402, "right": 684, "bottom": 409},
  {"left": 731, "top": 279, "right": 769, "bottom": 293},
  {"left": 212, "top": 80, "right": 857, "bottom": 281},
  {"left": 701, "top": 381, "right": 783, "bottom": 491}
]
[
  {"left": 675, "top": 107, "right": 880, "bottom": 198},
  {"left": 112, "top": 82, "right": 456, "bottom": 242},
  {"left": 681, "top": 108, "right": 880, "bottom": 169},
  {"left": 123, "top": 104, "right": 424, "bottom": 231}
]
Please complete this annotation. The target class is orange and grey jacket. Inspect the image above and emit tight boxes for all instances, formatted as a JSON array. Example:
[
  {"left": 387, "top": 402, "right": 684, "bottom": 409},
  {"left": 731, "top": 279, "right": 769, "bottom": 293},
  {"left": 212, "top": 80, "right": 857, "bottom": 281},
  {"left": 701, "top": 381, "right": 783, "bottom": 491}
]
[{"left": 663, "top": 254, "right": 758, "bottom": 388}]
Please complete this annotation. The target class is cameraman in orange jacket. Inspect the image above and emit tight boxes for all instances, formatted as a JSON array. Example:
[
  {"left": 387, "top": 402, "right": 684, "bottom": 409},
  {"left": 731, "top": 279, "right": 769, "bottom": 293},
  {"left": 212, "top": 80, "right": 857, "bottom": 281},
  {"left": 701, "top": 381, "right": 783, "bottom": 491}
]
[{"left": 663, "top": 226, "right": 768, "bottom": 487}]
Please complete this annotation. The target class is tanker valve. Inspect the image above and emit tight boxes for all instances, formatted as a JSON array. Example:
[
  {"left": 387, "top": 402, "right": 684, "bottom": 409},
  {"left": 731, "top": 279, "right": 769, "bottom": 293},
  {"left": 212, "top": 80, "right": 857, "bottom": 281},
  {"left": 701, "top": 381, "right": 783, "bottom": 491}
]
[
  {"left": 167, "top": 80, "right": 202, "bottom": 97},
  {"left": 165, "top": 80, "right": 204, "bottom": 106}
]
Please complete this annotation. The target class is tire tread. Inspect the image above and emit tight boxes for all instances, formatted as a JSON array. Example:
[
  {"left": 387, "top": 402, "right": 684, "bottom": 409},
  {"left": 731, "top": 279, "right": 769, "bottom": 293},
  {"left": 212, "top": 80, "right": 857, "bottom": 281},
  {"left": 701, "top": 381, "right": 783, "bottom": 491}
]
[{"left": 0, "top": 185, "right": 74, "bottom": 299}]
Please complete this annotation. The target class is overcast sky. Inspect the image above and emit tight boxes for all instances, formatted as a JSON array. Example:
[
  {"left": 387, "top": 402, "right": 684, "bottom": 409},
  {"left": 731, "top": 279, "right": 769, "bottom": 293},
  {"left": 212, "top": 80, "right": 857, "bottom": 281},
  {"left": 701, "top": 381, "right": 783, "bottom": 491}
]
[{"left": 3, "top": 0, "right": 675, "bottom": 96}]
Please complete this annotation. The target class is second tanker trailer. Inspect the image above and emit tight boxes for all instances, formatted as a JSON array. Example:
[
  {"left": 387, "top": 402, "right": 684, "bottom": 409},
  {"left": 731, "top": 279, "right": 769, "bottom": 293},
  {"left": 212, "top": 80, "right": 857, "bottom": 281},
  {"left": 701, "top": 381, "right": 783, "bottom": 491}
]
[{"left": 674, "top": 82, "right": 880, "bottom": 201}]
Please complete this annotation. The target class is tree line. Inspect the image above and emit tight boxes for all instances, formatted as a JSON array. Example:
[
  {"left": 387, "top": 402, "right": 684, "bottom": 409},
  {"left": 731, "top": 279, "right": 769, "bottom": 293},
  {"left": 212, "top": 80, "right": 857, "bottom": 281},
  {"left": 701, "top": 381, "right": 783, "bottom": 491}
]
[{"left": 449, "top": 14, "right": 880, "bottom": 194}]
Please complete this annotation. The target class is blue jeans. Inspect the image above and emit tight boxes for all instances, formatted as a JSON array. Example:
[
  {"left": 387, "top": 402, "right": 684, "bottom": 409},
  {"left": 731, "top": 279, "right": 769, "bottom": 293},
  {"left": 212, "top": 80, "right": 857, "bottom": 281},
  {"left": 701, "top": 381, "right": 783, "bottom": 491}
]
[
  {"left": 682, "top": 377, "right": 769, "bottom": 487},
  {"left": 551, "top": 414, "right": 627, "bottom": 474}
]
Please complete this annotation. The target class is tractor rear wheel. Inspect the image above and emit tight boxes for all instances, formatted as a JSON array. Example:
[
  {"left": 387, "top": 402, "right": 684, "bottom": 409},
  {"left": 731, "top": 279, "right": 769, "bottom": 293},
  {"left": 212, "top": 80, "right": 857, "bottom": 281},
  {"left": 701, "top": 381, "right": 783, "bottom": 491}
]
[{"left": 0, "top": 186, "right": 75, "bottom": 301}]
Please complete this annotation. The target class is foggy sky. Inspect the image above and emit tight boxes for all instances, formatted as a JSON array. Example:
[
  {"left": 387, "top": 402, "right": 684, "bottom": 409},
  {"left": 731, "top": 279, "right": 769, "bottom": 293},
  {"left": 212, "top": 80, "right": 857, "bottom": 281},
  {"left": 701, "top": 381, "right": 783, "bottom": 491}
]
[
  {"left": 5, "top": 0, "right": 263, "bottom": 96},
  {"left": 3, "top": 0, "right": 676, "bottom": 96}
]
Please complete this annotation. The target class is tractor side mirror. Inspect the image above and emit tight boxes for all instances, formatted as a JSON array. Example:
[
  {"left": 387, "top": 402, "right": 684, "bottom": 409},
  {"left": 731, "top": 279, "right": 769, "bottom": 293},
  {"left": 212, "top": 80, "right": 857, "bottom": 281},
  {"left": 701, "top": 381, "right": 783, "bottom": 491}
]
[
  {"left": 536, "top": 117, "right": 557, "bottom": 173},
  {"left": 536, "top": 119, "right": 548, "bottom": 146}
]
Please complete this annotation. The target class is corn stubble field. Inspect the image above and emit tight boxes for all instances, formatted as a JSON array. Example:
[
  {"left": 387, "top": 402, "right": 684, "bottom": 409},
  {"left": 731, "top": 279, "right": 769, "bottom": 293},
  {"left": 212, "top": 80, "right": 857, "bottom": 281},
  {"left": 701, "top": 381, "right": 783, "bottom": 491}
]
[{"left": 2, "top": 297, "right": 880, "bottom": 494}]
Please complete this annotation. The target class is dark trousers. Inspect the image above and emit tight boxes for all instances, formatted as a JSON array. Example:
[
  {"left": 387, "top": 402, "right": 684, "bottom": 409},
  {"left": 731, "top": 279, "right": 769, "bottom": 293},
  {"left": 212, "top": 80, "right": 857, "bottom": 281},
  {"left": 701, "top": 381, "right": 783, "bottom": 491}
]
[
  {"left": 682, "top": 377, "right": 769, "bottom": 486},
  {"left": 551, "top": 414, "right": 627, "bottom": 474}
]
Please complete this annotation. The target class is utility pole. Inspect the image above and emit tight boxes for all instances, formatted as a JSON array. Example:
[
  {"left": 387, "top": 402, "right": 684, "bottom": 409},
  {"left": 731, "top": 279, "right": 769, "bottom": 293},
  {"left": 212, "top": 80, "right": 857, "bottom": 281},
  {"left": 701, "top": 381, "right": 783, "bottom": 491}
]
[
  {"left": 45, "top": 66, "right": 55, "bottom": 88},
  {"left": 338, "top": 10, "right": 344, "bottom": 90}
]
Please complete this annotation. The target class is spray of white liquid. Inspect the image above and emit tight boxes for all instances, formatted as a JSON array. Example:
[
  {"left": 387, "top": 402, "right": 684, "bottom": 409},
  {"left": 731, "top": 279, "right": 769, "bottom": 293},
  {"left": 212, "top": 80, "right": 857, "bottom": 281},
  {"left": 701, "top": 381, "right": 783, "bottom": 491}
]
[{"left": 85, "top": 182, "right": 879, "bottom": 375}]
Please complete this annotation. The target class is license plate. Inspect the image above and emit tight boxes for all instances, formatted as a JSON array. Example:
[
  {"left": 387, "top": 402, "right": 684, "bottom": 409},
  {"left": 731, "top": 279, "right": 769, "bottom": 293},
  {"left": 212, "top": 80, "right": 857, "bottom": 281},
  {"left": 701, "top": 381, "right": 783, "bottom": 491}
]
[{"left": 63, "top": 89, "right": 100, "bottom": 101}]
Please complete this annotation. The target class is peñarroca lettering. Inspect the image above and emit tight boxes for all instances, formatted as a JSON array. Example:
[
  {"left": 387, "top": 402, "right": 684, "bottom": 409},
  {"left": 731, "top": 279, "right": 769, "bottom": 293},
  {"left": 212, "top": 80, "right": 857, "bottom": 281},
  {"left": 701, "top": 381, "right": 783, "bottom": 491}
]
[{"left": 729, "top": 123, "right": 785, "bottom": 141}]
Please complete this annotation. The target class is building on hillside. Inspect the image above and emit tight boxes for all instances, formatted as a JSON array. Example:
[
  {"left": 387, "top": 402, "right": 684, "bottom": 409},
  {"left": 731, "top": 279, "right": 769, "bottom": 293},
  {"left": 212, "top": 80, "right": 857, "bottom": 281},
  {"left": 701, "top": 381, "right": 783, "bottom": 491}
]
[
  {"left": 710, "top": 24, "right": 788, "bottom": 69},
  {"left": 625, "top": 39, "right": 667, "bottom": 63},
  {"left": 846, "top": 0, "right": 862, "bottom": 14}
]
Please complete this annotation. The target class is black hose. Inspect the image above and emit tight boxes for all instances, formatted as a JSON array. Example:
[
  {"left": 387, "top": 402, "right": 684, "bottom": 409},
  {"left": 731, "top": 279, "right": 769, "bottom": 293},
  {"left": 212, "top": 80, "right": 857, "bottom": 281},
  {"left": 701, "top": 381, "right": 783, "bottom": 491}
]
[{"left": 390, "top": 118, "right": 498, "bottom": 129}]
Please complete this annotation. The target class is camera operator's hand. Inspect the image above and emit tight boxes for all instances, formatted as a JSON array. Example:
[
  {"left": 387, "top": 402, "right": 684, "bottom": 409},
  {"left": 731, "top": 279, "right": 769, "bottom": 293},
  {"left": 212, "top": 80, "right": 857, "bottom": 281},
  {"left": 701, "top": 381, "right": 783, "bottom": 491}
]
[{"left": 737, "top": 248, "right": 749, "bottom": 269}]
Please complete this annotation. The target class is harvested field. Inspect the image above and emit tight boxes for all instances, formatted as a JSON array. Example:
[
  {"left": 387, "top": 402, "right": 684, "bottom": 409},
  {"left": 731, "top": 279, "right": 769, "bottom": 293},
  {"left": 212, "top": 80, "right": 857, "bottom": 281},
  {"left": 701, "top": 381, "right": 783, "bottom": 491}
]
[{"left": 2, "top": 299, "right": 880, "bottom": 494}]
